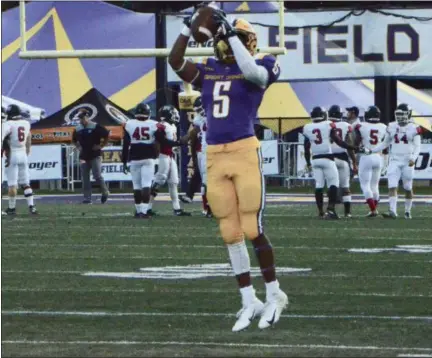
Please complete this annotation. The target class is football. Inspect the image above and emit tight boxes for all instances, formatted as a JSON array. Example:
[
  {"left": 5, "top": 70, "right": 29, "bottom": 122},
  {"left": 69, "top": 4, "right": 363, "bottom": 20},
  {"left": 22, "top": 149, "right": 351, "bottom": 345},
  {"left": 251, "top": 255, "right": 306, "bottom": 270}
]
[{"left": 191, "top": 6, "right": 219, "bottom": 43}]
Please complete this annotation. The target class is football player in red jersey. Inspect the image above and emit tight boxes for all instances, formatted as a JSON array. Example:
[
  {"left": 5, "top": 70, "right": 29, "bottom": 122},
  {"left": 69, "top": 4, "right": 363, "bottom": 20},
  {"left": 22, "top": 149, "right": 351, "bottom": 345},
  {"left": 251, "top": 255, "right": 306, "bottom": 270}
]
[
  {"left": 169, "top": 9, "right": 288, "bottom": 331},
  {"left": 148, "top": 105, "right": 191, "bottom": 216}
]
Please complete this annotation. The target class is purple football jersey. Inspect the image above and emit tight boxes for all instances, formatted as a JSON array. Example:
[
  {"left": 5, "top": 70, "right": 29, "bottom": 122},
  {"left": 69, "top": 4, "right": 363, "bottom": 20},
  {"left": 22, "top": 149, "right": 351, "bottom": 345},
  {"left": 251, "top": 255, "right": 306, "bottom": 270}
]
[{"left": 195, "top": 54, "right": 280, "bottom": 145}]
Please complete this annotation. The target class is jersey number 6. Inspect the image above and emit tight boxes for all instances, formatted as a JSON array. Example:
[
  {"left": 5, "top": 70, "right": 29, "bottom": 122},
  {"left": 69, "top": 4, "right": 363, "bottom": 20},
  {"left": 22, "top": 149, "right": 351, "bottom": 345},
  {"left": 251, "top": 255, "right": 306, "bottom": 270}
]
[
  {"left": 18, "top": 126, "right": 25, "bottom": 142},
  {"left": 213, "top": 81, "right": 231, "bottom": 119},
  {"left": 132, "top": 127, "right": 150, "bottom": 140}
]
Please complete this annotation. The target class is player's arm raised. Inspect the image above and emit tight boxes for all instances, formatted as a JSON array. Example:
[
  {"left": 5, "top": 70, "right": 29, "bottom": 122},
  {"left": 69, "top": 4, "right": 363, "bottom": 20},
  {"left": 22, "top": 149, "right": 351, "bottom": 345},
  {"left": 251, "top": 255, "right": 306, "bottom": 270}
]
[
  {"left": 213, "top": 11, "right": 275, "bottom": 88},
  {"left": 168, "top": 16, "right": 202, "bottom": 86}
]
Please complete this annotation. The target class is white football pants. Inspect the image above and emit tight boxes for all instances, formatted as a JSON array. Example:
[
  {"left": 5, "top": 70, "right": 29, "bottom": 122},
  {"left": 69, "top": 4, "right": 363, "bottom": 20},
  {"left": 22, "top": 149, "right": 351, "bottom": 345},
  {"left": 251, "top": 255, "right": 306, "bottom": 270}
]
[
  {"left": 197, "top": 151, "right": 207, "bottom": 185},
  {"left": 334, "top": 158, "right": 350, "bottom": 189},
  {"left": 387, "top": 156, "right": 414, "bottom": 191},
  {"left": 6, "top": 150, "right": 29, "bottom": 187},
  {"left": 359, "top": 154, "right": 382, "bottom": 200},
  {"left": 312, "top": 158, "right": 339, "bottom": 189},
  {"left": 130, "top": 159, "right": 155, "bottom": 190},
  {"left": 154, "top": 154, "right": 179, "bottom": 185}
]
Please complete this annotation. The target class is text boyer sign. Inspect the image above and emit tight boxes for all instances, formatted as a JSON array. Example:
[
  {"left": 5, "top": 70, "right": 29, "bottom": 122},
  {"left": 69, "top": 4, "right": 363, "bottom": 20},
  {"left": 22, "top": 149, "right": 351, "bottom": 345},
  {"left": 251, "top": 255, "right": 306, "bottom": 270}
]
[
  {"left": 1, "top": 145, "right": 63, "bottom": 181},
  {"left": 166, "top": 9, "right": 432, "bottom": 81}
]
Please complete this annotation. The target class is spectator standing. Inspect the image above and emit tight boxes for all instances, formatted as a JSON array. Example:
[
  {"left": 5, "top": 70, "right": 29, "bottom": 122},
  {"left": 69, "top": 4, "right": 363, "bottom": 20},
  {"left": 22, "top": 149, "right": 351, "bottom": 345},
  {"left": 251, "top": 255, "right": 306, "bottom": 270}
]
[{"left": 72, "top": 109, "right": 110, "bottom": 204}]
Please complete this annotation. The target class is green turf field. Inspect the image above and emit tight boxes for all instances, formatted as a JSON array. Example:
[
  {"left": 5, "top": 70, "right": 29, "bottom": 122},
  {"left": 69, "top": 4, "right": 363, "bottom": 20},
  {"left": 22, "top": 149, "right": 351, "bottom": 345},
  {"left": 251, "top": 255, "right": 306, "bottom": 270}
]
[{"left": 1, "top": 201, "right": 432, "bottom": 357}]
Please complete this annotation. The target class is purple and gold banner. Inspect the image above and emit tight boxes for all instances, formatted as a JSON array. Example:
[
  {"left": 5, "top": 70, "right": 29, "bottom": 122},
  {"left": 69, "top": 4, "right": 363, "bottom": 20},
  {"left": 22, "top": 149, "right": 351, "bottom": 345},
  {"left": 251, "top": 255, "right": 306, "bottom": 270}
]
[{"left": 178, "top": 91, "right": 201, "bottom": 191}]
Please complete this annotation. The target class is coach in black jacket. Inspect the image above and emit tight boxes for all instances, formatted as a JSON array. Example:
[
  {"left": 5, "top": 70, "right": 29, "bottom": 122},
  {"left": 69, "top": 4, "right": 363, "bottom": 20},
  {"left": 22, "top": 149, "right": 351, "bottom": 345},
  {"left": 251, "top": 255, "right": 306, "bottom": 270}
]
[{"left": 72, "top": 109, "right": 110, "bottom": 204}]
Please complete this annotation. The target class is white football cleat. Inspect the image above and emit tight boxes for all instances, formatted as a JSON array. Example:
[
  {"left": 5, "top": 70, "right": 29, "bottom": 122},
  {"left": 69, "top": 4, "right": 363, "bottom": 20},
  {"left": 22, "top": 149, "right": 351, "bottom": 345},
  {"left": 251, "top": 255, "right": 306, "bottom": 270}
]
[
  {"left": 232, "top": 298, "right": 264, "bottom": 332},
  {"left": 258, "top": 290, "right": 289, "bottom": 329}
]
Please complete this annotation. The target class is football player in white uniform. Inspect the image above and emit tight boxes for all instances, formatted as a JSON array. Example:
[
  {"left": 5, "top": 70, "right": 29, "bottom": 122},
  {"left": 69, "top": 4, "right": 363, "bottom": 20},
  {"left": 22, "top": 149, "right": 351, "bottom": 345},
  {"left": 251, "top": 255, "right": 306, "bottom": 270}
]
[
  {"left": 355, "top": 106, "right": 388, "bottom": 217},
  {"left": 370, "top": 103, "right": 422, "bottom": 219},
  {"left": 302, "top": 107, "right": 357, "bottom": 219},
  {"left": 2, "top": 106, "right": 9, "bottom": 216},
  {"left": 149, "top": 105, "right": 191, "bottom": 216},
  {"left": 2, "top": 105, "right": 37, "bottom": 215},
  {"left": 328, "top": 105, "right": 357, "bottom": 218},
  {"left": 122, "top": 104, "right": 182, "bottom": 218},
  {"left": 192, "top": 96, "right": 212, "bottom": 218}
]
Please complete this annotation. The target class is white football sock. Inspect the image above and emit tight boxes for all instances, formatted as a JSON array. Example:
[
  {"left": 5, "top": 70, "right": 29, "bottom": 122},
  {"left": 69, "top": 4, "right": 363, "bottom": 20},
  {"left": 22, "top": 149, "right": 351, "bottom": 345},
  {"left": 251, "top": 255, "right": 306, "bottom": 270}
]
[
  {"left": 227, "top": 241, "right": 250, "bottom": 275},
  {"left": 135, "top": 204, "right": 142, "bottom": 214},
  {"left": 24, "top": 187, "right": 34, "bottom": 207},
  {"left": 405, "top": 199, "right": 413, "bottom": 213},
  {"left": 9, "top": 196, "right": 16, "bottom": 209},
  {"left": 389, "top": 196, "right": 397, "bottom": 213},
  {"left": 141, "top": 203, "right": 148, "bottom": 214},
  {"left": 168, "top": 183, "right": 181, "bottom": 210},
  {"left": 239, "top": 285, "right": 256, "bottom": 306},
  {"left": 342, "top": 195, "right": 351, "bottom": 203},
  {"left": 265, "top": 280, "right": 280, "bottom": 302},
  {"left": 148, "top": 196, "right": 154, "bottom": 210}
]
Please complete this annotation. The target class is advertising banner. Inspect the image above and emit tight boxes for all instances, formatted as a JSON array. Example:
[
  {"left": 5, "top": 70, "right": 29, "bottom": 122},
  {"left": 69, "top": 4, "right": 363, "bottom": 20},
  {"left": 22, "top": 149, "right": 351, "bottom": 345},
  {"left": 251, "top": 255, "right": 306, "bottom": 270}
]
[
  {"left": 261, "top": 140, "right": 279, "bottom": 175},
  {"left": 178, "top": 90, "right": 201, "bottom": 192},
  {"left": 1, "top": 145, "right": 63, "bottom": 181},
  {"left": 166, "top": 9, "right": 432, "bottom": 82},
  {"left": 94, "top": 146, "right": 130, "bottom": 182}
]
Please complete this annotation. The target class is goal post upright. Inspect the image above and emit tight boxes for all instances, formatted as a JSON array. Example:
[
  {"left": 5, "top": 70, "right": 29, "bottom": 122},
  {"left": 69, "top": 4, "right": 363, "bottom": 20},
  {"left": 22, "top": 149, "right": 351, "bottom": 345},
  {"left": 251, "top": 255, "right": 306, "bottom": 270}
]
[{"left": 19, "top": 0, "right": 27, "bottom": 51}]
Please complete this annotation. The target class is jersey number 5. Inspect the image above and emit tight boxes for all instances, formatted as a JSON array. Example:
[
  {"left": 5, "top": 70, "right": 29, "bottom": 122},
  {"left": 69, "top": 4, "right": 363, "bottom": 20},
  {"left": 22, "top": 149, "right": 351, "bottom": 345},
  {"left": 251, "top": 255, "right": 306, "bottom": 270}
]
[
  {"left": 312, "top": 128, "right": 323, "bottom": 145},
  {"left": 213, "top": 81, "right": 231, "bottom": 119},
  {"left": 369, "top": 129, "right": 379, "bottom": 145},
  {"left": 18, "top": 126, "right": 25, "bottom": 142},
  {"left": 132, "top": 127, "right": 150, "bottom": 140}
]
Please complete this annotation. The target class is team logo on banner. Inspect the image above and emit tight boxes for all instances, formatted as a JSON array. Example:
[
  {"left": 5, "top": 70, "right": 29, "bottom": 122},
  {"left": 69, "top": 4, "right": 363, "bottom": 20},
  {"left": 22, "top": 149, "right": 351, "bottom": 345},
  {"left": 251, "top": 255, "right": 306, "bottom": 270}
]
[
  {"left": 105, "top": 104, "right": 130, "bottom": 124},
  {"left": 63, "top": 103, "right": 98, "bottom": 126}
]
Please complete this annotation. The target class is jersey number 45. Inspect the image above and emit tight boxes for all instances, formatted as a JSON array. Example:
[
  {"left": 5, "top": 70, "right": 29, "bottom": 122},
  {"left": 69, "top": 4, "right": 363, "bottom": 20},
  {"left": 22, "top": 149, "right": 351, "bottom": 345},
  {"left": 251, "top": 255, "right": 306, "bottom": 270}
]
[{"left": 132, "top": 127, "right": 150, "bottom": 140}]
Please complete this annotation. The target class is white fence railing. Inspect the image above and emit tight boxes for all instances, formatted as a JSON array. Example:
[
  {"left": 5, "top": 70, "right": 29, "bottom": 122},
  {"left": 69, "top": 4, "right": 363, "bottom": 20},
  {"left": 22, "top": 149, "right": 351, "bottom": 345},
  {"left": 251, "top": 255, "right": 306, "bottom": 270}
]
[{"left": 3, "top": 143, "right": 430, "bottom": 191}]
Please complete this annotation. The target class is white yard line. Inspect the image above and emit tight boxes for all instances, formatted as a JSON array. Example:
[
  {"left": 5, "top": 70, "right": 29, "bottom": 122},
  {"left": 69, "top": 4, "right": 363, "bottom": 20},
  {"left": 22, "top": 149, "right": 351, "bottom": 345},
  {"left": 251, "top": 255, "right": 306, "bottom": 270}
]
[
  {"left": 2, "top": 223, "right": 432, "bottom": 233},
  {"left": 4, "top": 234, "right": 432, "bottom": 242},
  {"left": 3, "top": 243, "right": 432, "bottom": 252},
  {"left": 2, "top": 287, "right": 431, "bottom": 298},
  {"left": 1, "top": 340, "right": 432, "bottom": 352},
  {"left": 398, "top": 355, "right": 432, "bottom": 357},
  {"left": 1, "top": 270, "right": 426, "bottom": 278},
  {"left": 2, "top": 310, "right": 432, "bottom": 321}
]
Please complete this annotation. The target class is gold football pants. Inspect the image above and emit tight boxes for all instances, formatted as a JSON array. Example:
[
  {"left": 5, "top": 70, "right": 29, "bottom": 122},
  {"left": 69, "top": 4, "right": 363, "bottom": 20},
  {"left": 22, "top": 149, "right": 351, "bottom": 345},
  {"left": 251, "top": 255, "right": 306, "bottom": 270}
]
[{"left": 206, "top": 137, "right": 265, "bottom": 244}]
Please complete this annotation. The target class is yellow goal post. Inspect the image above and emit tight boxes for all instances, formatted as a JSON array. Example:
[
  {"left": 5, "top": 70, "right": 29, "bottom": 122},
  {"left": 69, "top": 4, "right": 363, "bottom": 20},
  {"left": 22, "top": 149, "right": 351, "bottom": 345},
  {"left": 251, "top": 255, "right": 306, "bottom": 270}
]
[{"left": 18, "top": 1, "right": 286, "bottom": 59}]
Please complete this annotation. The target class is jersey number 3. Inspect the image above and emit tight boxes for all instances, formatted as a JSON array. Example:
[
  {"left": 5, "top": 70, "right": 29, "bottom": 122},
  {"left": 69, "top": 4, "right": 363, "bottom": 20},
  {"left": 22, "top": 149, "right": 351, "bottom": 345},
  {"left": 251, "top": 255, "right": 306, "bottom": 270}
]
[
  {"left": 312, "top": 128, "right": 323, "bottom": 144},
  {"left": 213, "top": 81, "right": 231, "bottom": 119},
  {"left": 132, "top": 127, "right": 150, "bottom": 140}
]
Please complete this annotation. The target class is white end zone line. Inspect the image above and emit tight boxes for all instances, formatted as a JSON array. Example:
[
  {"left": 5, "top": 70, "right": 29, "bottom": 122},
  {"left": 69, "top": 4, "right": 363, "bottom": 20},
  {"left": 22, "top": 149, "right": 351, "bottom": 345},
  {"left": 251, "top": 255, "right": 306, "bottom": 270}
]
[
  {"left": 1, "top": 270, "right": 427, "bottom": 279},
  {"left": 2, "top": 310, "right": 432, "bottom": 321},
  {"left": 1, "top": 340, "right": 432, "bottom": 353}
]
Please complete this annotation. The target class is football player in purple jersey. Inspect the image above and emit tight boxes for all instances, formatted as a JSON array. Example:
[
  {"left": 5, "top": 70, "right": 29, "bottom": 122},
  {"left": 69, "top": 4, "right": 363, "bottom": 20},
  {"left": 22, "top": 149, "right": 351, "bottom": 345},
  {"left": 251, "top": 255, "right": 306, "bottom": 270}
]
[{"left": 169, "top": 9, "right": 288, "bottom": 331}]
